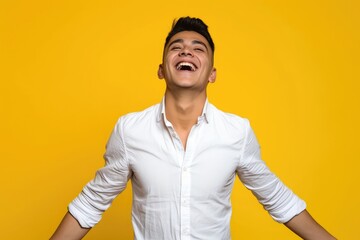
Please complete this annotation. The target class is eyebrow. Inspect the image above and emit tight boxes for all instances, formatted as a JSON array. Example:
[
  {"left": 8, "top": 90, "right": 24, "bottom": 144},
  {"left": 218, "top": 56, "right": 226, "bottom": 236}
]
[{"left": 168, "top": 39, "right": 208, "bottom": 51}]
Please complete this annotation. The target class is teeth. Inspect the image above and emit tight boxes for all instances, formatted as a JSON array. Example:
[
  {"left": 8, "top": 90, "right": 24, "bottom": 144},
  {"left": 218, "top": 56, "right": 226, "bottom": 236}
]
[{"left": 176, "top": 62, "right": 196, "bottom": 71}]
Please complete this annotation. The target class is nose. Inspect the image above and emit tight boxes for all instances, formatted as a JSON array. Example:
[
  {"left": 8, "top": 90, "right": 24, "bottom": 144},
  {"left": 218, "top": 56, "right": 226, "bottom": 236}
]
[{"left": 179, "top": 47, "right": 193, "bottom": 57}]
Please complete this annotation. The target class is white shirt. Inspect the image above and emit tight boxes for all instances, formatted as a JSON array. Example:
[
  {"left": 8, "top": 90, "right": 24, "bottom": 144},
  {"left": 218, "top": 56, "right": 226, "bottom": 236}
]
[{"left": 69, "top": 99, "right": 306, "bottom": 240}]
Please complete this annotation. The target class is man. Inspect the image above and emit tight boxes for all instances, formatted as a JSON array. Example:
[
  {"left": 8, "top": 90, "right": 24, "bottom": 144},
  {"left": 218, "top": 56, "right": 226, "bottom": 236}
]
[{"left": 51, "top": 17, "right": 335, "bottom": 239}]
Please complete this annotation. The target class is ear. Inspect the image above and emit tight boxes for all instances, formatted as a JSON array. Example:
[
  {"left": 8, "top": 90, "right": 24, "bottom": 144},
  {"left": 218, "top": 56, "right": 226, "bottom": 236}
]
[
  {"left": 158, "top": 64, "right": 164, "bottom": 79},
  {"left": 208, "top": 68, "right": 216, "bottom": 83}
]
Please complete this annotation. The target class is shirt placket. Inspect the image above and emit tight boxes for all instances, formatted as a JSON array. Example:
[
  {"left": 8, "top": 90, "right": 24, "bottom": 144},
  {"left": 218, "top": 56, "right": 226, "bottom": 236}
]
[
  {"left": 180, "top": 149, "right": 191, "bottom": 240},
  {"left": 180, "top": 122, "right": 200, "bottom": 240},
  {"left": 166, "top": 117, "right": 202, "bottom": 240},
  {"left": 166, "top": 125, "right": 190, "bottom": 239}
]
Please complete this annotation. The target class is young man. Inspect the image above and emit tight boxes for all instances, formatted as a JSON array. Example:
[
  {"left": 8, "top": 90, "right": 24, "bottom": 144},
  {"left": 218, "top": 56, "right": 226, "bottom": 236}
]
[{"left": 51, "top": 17, "right": 336, "bottom": 240}]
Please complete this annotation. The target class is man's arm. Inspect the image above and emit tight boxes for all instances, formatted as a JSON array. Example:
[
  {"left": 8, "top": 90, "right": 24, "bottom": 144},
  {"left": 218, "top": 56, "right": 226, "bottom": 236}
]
[
  {"left": 285, "top": 209, "right": 336, "bottom": 240},
  {"left": 50, "top": 212, "right": 91, "bottom": 240}
]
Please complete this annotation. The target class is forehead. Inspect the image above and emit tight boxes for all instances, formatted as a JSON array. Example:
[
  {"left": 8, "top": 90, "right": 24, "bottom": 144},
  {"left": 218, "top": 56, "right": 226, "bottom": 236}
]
[{"left": 166, "top": 31, "right": 211, "bottom": 48}]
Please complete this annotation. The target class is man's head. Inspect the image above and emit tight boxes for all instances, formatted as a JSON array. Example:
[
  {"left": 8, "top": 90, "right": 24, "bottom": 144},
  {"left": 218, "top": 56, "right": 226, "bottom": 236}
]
[
  {"left": 163, "top": 17, "right": 215, "bottom": 61},
  {"left": 158, "top": 17, "right": 216, "bottom": 92}
]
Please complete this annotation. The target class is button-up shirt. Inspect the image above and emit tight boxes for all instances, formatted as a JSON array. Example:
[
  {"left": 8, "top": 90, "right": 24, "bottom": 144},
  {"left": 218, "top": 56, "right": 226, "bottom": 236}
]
[{"left": 69, "top": 99, "right": 306, "bottom": 240}]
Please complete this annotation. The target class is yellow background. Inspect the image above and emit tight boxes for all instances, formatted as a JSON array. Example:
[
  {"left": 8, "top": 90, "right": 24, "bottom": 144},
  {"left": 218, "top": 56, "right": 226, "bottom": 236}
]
[{"left": 1, "top": 0, "right": 359, "bottom": 239}]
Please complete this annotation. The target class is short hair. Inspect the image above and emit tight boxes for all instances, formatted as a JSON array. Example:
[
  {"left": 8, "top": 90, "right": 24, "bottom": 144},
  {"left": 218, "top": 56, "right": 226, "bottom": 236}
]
[{"left": 164, "top": 17, "right": 215, "bottom": 53}]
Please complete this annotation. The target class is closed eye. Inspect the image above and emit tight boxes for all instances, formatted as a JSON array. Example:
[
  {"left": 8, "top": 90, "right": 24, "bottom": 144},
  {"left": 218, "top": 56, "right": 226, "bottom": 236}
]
[{"left": 170, "top": 46, "right": 181, "bottom": 51}]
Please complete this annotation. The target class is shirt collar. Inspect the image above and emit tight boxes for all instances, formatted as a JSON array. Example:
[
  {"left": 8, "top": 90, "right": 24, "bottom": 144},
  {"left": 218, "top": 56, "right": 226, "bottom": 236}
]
[{"left": 156, "top": 96, "right": 211, "bottom": 124}]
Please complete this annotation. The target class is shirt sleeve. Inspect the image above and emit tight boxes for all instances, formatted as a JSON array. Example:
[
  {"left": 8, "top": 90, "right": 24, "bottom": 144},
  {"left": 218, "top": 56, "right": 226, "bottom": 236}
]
[
  {"left": 236, "top": 119, "right": 306, "bottom": 223},
  {"left": 68, "top": 117, "right": 132, "bottom": 228}
]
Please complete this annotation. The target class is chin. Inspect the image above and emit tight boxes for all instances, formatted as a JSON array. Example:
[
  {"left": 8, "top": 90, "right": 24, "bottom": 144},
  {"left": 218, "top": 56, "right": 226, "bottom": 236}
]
[{"left": 174, "top": 80, "right": 197, "bottom": 88}]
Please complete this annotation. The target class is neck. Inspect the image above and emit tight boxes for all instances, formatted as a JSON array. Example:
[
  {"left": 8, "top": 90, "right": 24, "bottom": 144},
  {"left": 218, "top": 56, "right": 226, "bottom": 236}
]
[{"left": 164, "top": 89, "right": 206, "bottom": 131}]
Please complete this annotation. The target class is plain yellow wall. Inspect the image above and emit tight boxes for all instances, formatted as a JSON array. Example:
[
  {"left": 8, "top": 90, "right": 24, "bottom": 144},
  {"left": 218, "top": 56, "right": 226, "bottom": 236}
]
[{"left": 1, "top": 0, "right": 359, "bottom": 239}]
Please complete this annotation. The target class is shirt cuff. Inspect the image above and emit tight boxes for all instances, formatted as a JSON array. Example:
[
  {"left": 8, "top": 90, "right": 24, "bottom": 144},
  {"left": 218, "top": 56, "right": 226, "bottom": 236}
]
[
  {"left": 271, "top": 198, "right": 307, "bottom": 223},
  {"left": 68, "top": 197, "right": 102, "bottom": 228}
]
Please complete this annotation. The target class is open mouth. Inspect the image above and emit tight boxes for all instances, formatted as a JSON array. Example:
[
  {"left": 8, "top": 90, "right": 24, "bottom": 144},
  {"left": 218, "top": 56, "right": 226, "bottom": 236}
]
[{"left": 176, "top": 62, "right": 197, "bottom": 71}]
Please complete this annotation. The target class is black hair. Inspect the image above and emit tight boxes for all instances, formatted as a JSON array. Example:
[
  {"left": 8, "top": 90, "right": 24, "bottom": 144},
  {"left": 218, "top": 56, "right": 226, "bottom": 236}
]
[{"left": 164, "top": 17, "right": 215, "bottom": 53}]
